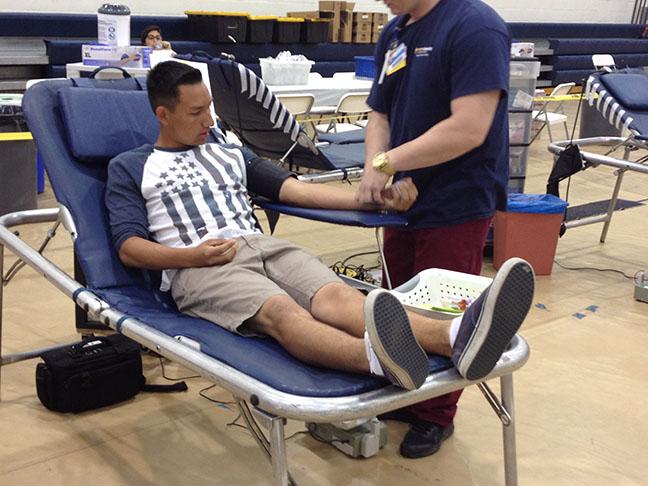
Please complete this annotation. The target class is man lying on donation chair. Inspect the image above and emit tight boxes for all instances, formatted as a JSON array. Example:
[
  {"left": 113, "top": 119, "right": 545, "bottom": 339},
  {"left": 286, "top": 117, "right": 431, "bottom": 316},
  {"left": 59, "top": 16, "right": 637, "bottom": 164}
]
[{"left": 106, "top": 61, "right": 535, "bottom": 391}]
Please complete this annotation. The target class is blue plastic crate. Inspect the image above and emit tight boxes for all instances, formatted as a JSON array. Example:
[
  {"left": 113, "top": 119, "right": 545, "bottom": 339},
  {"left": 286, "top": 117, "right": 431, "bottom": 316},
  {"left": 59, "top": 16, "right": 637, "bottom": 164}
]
[{"left": 354, "top": 56, "right": 376, "bottom": 79}]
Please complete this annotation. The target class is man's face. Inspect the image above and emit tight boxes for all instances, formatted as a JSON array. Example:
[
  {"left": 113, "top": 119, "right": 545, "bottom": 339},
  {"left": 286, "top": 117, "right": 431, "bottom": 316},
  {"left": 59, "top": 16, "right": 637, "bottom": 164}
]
[
  {"left": 159, "top": 82, "right": 214, "bottom": 147},
  {"left": 382, "top": 0, "right": 419, "bottom": 16}
]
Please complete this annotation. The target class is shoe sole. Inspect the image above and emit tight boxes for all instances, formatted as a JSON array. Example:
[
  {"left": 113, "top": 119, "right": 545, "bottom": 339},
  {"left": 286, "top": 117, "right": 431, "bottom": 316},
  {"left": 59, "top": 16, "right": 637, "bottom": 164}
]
[
  {"left": 457, "top": 258, "right": 535, "bottom": 381},
  {"left": 365, "top": 290, "right": 429, "bottom": 390}
]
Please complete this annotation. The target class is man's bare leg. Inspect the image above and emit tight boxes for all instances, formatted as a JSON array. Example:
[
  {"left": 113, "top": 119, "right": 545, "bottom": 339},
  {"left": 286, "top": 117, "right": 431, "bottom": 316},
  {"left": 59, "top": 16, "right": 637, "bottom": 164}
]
[
  {"left": 311, "top": 282, "right": 452, "bottom": 357},
  {"left": 245, "top": 294, "right": 370, "bottom": 373},
  {"left": 246, "top": 292, "right": 429, "bottom": 389}
]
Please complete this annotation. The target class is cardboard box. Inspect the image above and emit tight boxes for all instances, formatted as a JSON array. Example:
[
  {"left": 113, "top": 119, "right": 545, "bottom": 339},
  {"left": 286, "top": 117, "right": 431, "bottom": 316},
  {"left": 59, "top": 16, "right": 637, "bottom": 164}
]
[
  {"left": 82, "top": 44, "right": 151, "bottom": 68},
  {"left": 340, "top": 9, "right": 353, "bottom": 43},
  {"left": 320, "top": 10, "right": 339, "bottom": 42},
  {"left": 287, "top": 11, "right": 320, "bottom": 19},
  {"left": 353, "top": 12, "right": 372, "bottom": 23},
  {"left": 319, "top": 1, "right": 341, "bottom": 13},
  {"left": 353, "top": 31, "right": 371, "bottom": 44},
  {"left": 353, "top": 20, "right": 372, "bottom": 34},
  {"left": 373, "top": 12, "right": 388, "bottom": 24}
]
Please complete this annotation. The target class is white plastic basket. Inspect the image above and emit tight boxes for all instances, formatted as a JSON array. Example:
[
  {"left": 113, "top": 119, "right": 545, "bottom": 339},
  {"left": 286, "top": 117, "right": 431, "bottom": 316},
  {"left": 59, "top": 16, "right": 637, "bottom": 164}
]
[
  {"left": 391, "top": 268, "right": 492, "bottom": 318},
  {"left": 259, "top": 58, "right": 313, "bottom": 85}
]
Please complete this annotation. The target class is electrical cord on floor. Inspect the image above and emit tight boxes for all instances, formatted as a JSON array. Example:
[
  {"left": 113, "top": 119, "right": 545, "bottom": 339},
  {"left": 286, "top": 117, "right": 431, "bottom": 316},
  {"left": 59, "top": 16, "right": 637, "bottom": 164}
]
[
  {"left": 554, "top": 259, "right": 635, "bottom": 279},
  {"left": 198, "top": 384, "right": 238, "bottom": 408},
  {"left": 158, "top": 356, "right": 201, "bottom": 381},
  {"left": 341, "top": 250, "right": 380, "bottom": 266},
  {"left": 330, "top": 261, "right": 379, "bottom": 285}
]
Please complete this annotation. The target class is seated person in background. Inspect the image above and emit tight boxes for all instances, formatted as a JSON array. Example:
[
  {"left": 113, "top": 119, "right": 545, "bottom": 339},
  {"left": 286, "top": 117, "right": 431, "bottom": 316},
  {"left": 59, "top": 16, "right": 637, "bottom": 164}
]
[
  {"left": 141, "top": 25, "right": 172, "bottom": 50},
  {"left": 106, "top": 61, "right": 535, "bottom": 391}
]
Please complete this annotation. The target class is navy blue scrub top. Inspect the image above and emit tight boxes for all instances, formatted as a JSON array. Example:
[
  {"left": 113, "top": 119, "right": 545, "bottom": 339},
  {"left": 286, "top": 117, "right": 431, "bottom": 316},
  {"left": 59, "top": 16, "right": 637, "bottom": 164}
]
[{"left": 368, "top": 0, "right": 511, "bottom": 228}]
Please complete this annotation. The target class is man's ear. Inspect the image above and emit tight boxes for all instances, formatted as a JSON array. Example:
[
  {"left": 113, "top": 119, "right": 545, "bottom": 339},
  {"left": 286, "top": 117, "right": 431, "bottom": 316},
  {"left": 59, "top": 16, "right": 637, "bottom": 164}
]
[{"left": 155, "top": 105, "right": 170, "bottom": 126}]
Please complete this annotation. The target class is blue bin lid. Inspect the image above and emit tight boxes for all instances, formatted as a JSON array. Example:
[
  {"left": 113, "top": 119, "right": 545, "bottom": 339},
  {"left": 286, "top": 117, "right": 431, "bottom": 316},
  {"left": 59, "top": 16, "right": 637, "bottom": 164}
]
[{"left": 506, "top": 193, "right": 568, "bottom": 214}]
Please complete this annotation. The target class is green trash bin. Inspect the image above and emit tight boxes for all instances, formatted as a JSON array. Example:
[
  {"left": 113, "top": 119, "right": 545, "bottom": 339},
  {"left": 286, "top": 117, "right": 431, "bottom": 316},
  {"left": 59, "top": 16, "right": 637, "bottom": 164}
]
[{"left": 0, "top": 94, "right": 37, "bottom": 216}]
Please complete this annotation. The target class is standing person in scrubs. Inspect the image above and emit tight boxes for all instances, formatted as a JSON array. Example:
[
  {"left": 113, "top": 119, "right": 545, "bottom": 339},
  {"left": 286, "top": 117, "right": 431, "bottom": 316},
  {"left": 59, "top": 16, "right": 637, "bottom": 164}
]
[{"left": 356, "top": 0, "right": 511, "bottom": 458}]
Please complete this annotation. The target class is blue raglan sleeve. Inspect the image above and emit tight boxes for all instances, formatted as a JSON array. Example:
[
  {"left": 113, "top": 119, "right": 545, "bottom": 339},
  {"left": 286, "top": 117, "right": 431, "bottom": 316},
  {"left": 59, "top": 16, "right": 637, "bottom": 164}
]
[
  {"left": 105, "top": 152, "right": 150, "bottom": 252},
  {"left": 449, "top": 25, "right": 511, "bottom": 101}
]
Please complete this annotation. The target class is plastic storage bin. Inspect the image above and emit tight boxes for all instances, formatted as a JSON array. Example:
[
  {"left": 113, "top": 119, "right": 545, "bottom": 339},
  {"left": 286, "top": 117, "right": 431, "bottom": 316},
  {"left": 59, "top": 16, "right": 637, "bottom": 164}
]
[
  {"left": 494, "top": 194, "right": 568, "bottom": 275},
  {"left": 247, "top": 16, "right": 276, "bottom": 43},
  {"left": 509, "top": 146, "right": 529, "bottom": 177},
  {"left": 0, "top": 95, "right": 37, "bottom": 215},
  {"left": 508, "top": 111, "right": 532, "bottom": 144},
  {"left": 509, "top": 77, "right": 536, "bottom": 110},
  {"left": 354, "top": 56, "right": 376, "bottom": 79},
  {"left": 186, "top": 11, "right": 248, "bottom": 43},
  {"left": 274, "top": 17, "right": 303, "bottom": 43},
  {"left": 260, "top": 58, "right": 313, "bottom": 85},
  {"left": 509, "top": 59, "right": 540, "bottom": 110},
  {"left": 303, "top": 19, "right": 330, "bottom": 43},
  {"left": 391, "top": 268, "right": 492, "bottom": 317},
  {"left": 507, "top": 176, "right": 525, "bottom": 194}
]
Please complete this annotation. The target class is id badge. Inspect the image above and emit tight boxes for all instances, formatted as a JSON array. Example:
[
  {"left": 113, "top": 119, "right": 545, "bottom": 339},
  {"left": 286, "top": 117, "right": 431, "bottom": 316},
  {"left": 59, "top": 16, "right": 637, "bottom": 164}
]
[{"left": 386, "top": 42, "right": 407, "bottom": 76}]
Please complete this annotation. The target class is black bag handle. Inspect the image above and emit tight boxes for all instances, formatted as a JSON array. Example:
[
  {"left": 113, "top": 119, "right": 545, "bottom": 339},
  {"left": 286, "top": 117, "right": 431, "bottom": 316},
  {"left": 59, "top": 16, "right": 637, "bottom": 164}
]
[{"left": 89, "top": 66, "right": 132, "bottom": 79}]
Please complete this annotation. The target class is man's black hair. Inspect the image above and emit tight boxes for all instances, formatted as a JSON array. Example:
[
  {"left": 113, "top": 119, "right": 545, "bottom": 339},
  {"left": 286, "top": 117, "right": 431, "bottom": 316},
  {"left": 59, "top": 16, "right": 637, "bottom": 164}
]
[
  {"left": 140, "top": 25, "right": 162, "bottom": 45},
  {"left": 147, "top": 61, "right": 203, "bottom": 112}
]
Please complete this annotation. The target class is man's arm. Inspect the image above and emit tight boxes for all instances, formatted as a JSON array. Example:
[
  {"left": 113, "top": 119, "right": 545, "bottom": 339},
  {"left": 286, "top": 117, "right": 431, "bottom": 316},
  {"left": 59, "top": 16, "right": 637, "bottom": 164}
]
[
  {"left": 387, "top": 90, "right": 501, "bottom": 171},
  {"left": 356, "top": 90, "right": 501, "bottom": 204},
  {"left": 277, "top": 175, "right": 418, "bottom": 212},
  {"left": 118, "top": 236, "right": 237, "bottom": 270}
]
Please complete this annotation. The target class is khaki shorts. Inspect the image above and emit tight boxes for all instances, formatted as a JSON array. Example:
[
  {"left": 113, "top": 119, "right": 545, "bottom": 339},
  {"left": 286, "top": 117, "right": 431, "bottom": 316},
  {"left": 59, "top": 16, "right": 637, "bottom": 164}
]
[{"left": 171, "top": 234, "right": 341, "bottom": 334}]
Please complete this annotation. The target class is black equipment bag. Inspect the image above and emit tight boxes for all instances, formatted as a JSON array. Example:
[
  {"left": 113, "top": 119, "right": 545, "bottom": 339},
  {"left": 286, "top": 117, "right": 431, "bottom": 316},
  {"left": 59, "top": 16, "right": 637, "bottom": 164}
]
[{"left": 36, "top": 334, "right": 146, "bottom": 413}]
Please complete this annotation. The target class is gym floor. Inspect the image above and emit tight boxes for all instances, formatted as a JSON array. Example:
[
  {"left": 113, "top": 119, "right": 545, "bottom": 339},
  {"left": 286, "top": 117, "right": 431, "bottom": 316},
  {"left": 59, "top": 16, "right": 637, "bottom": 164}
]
[{"left": 1, "top": 106, "right": 647, "bottom": 485}]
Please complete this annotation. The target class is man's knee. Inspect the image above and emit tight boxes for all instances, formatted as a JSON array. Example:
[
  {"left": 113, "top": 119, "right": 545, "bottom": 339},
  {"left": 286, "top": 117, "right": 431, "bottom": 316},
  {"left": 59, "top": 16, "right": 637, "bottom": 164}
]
[
  {"left": 312, "top": 281, "right": 360, "bottom": 309},
  {"left": 251, "top": 294, "right": 309, "bottom": 338},
  {"left": 313, "top": 282, "right": 358, "bottom": 304}
]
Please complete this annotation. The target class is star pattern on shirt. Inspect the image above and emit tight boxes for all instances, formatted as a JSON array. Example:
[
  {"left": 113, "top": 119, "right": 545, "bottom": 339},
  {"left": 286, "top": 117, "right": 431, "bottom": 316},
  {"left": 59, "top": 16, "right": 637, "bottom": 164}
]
[{"left": 154, "top": 156, "right": 207, "bottom": 197}]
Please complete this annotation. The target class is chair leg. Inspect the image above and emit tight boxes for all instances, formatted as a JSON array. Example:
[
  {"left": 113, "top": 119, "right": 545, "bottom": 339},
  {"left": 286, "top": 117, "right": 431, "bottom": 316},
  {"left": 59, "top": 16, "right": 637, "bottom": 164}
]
[
  {"left": 270, "top": 416, "right": 290, "bottom": 486},
  {"left": 546, "top": 122, "right": 554, "bottom": 142},
  {"left": 500, "top": 374, "right": 519, "bottom": 486},
  {"left": 375, "top": 227, "right": 392, "bottom": 289},
  {"left": 600, "top": 169, "right": 626, "bottom": 243},
  {"left": 563, "top": 121, "right": 570, "bottom": 140}
]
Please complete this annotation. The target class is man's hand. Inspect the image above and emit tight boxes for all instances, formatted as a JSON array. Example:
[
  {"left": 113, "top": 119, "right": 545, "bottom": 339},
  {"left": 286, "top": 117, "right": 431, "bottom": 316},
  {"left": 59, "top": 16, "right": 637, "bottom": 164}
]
[
  {"left": 355, "top": 167, "right": 391, "bottom": 205},
  {"left": 191, "top": 239, "right": 238, "bottom": 267},
  {"left": 380, "top": 177, "right": 418, "bottom": 212}
]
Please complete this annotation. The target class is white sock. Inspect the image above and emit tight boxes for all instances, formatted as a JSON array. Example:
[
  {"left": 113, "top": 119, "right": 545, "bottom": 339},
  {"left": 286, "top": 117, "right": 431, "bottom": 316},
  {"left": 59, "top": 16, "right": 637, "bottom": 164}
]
[
  {"left": 364, "top": 331, "right": 384, "bottom": 376},
  {"left": 449, "top": 316, "right": 462, "bottom": 348}
]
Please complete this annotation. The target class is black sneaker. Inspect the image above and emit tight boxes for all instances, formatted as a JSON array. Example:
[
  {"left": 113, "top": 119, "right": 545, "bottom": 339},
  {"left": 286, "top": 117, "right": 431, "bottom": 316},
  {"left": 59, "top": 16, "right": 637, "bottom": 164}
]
[
  {"left": 452, "top": 258, "right": 535, "bottom": 381},
  {"left": 400, "top": 420, "right": 455, "bottom": 459},
  {"left": 364, "top": 289, "right": 429, "bottom": 390}
]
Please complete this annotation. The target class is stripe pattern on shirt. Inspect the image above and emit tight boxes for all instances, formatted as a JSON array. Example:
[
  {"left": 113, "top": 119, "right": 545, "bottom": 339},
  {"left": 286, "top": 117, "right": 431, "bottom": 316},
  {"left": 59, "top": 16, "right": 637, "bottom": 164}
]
[{"left": 141, "top": 144, "right": 259, "bottom": 250}]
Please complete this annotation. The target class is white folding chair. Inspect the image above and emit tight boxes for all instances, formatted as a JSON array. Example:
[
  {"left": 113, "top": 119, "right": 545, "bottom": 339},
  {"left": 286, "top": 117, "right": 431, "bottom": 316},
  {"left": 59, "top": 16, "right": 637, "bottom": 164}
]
[
  {"left": 275, "top": 93, "right": 315, "bottom": 116},
  {"left": 531, "top": 82, "right": 575, "bottom": 142},
  {"left": 315, "top": 92, "right": 371, "bottom": 134},
  {"left": 592, "top": 54, "right": 616, "bottom": 71}
]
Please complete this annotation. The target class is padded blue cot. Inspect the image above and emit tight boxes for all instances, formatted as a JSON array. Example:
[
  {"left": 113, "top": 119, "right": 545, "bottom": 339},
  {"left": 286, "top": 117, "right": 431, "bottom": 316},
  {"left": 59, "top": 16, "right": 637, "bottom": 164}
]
[
  {"left": 0, "top": 75, "right": 529, "bottom": 485},
  {"left": 547, "top": 67, "right": 648, "bottom": 242}
]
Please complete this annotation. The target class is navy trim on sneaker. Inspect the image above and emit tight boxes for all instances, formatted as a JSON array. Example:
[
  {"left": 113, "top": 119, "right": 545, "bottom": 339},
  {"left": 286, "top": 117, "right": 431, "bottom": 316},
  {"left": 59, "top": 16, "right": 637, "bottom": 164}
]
[
  {"left": 452, "top": 258, "right": 535, "bottom": 381},
  {"left": 364, "top": 289, "right": 429, "bottom": 390}
]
